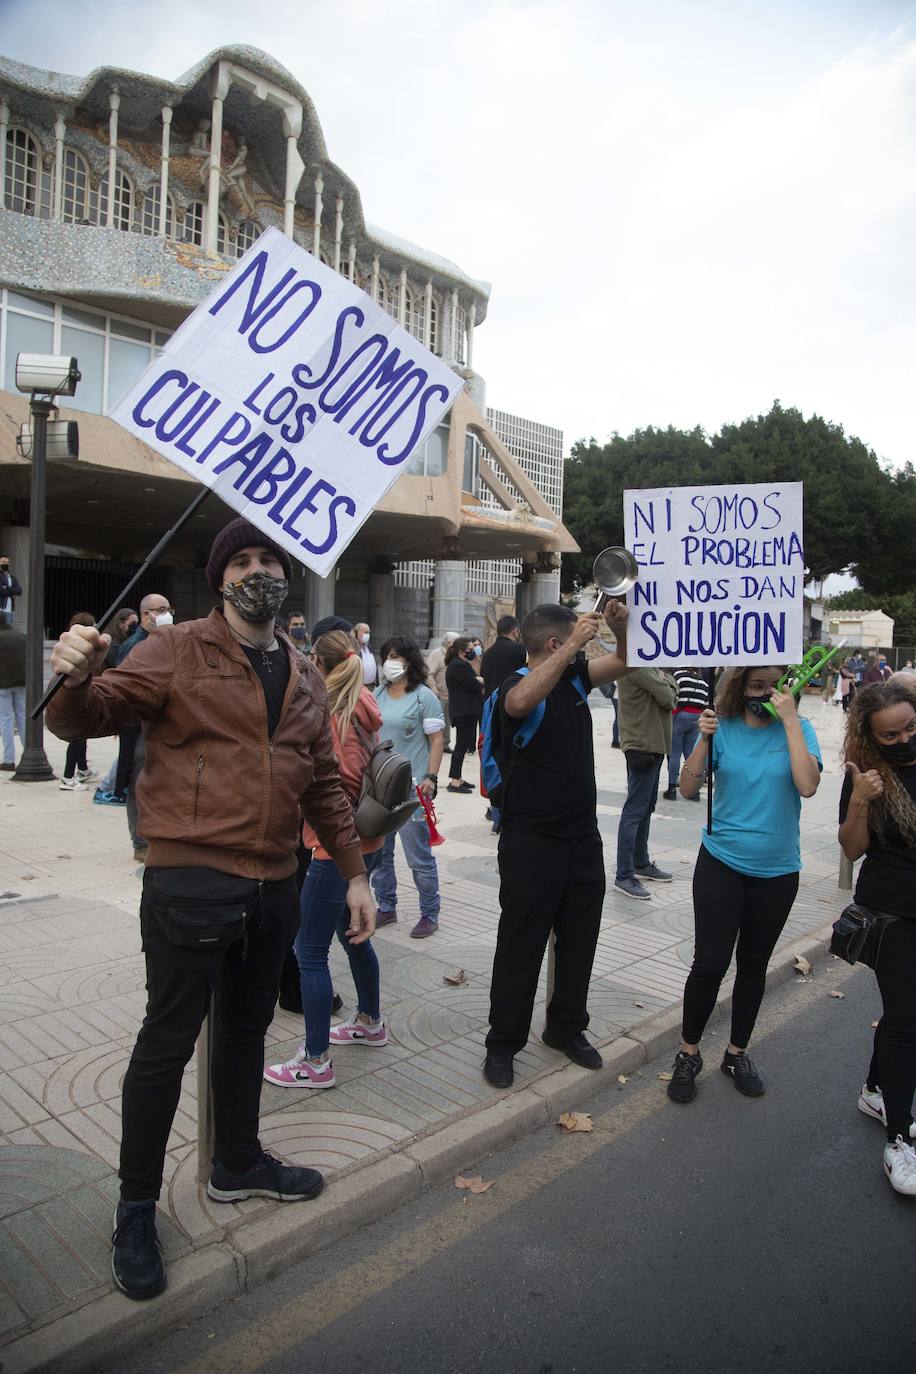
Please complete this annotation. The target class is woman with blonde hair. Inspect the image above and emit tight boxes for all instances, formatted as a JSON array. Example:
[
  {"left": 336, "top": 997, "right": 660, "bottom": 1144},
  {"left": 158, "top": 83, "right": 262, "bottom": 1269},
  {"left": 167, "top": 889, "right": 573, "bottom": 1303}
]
[
  {"left": 839, "top": 678, "right": 916, "bottom": 1194},
  {"left": 264, "top": 628, "right": 386, "bottom": 1090}
]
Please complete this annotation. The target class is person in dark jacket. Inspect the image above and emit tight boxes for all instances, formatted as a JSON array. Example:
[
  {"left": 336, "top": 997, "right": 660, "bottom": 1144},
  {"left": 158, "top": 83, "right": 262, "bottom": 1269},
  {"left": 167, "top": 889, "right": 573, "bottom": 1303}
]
[
  {"left": 47, "top": 516, "right": 373, "bottom": 1303},
  {"left": 0, "top": 619, "right": 26, "bottom": 770},
  {"left": 0, "top": 555, "right": 23, "bottom": 627},
  {"left": 445, "top": 635, "right": 484, "bottom": 793},
  {"left": 481, "top": 615, "right": 526, "bottom": 698}
]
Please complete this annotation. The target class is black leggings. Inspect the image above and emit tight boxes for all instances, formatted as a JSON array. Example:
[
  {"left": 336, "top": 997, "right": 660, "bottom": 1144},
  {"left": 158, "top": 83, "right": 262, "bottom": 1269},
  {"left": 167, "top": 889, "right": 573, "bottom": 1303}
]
[
  {"left": 449, "top": 716, "right": 478, "bottom": 781},
  {"left": 682, "top": 846, "right": 799, "bottom": 1048},
  {"left": 866, "top": 917, "right": 916, "bottom": 1142},
  {"left": 63, "top": 739, "right": 87, "bottom": 780}
]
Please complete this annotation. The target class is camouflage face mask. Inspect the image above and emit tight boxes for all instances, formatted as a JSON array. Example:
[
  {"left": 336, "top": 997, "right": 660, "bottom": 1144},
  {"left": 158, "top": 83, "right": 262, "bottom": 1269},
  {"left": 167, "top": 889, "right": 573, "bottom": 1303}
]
[{"left": 222, "top": 571, "right": 289, "bottom": 623}]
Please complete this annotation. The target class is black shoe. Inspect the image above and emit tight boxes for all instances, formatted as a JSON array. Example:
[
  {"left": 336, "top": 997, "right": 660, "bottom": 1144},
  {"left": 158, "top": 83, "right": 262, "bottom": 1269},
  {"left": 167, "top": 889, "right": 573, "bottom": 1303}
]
[
  {"left": 542, "top": 1028, "right": 602, "bottom": 1069},
  {"left": 662, "top": 786, "right": 677, "bottom": 801},
  {"left": 110, "top": 1201, "right": 165, "bottom": 1300},
  {"left": 667, "top": 1050, "right": 703, "bottom": 1104},
  {"left": 207, "top": 1149, "right": 324, "bottom": 1203},
  {"left": 331, "top": 992, "right": 344, "bottom": 1014},
  {"left": 485, "top": 806, "right": 493, "bottom": 820},
  {"left": 483, "top": 1050, "right": 514, "bottom": 1088},
  {"left": 721, "top": 1050, "right": 765, "bottom": 1097},
  {"left": 611, "top": 740, "right": 621, "bottom": 749}
]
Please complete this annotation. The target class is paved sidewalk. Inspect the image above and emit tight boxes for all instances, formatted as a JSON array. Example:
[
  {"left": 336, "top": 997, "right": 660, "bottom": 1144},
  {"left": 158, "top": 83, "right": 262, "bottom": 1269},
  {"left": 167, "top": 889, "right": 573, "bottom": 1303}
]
[{"left": 0, "top": 695, "right": 851, "bottom": 1358}]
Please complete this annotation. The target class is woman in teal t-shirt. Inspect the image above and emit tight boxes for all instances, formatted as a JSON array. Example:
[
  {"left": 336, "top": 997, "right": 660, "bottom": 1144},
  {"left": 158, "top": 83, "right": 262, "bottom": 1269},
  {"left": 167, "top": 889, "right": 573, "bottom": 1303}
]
[{"left": 666, "top": 665, "right": 822, "bottom": 1105}]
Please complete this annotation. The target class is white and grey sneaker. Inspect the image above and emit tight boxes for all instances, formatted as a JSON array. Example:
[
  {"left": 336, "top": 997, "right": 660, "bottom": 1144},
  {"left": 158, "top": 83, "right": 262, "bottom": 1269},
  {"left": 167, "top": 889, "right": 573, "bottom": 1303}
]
[
  {"left": 883, "top": 1136, "right": 916, "bottom": 1195},
  {"left": 858, "top": 1084, "right": 916, "bottom": 1139},
  {"left": 59, "top": 776, "right": 87, "bottom": 791}
]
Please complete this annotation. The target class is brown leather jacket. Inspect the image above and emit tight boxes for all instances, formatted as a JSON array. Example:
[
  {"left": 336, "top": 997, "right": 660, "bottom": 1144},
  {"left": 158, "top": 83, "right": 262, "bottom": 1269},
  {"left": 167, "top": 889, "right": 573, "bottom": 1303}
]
[{"left": 46, "top": 610, "right": 365, "bottom": 882}]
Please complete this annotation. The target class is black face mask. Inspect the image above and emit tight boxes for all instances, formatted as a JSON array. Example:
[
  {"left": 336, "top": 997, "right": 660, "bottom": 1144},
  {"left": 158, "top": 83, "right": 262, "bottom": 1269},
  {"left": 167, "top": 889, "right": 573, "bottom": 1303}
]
[
  {"left": 289, "top": 625, "right": 307, "bottom": 641},
  {"left": 743, "top": 694, "right": 771, "bottom": 718},
  {"left": 877, "top": 735, "right": 916, "bottom": 765}
]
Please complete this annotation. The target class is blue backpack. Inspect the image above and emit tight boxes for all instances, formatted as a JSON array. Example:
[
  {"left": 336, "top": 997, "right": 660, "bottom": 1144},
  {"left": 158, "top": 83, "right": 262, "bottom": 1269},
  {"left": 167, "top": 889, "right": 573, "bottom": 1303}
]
[{"left": 480, "top": 667, "right": 588, "bottom": 808}]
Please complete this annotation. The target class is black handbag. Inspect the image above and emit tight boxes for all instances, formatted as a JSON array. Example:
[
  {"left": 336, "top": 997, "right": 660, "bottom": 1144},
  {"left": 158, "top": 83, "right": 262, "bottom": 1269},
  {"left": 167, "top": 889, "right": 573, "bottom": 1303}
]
[
  {"left": 830, "top": 902, "right": 898, "bottom": 969},
  {"left": 145, "top": 867, "right": 261, "bottom": 952}
]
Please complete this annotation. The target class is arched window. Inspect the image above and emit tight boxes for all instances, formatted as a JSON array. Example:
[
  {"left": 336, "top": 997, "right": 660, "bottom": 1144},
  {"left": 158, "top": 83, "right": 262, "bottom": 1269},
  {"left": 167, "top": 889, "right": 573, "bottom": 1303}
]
[
  {"left": 426, "top": 294, "right": 439, "bottom": 354},
  {"left": 376, "top": 275, "right": 390, "bottom": 312},
  {"left": 60, "top": 148, "right": 91, "bottom": 223},
  {"left": 140, "top": 185, "right": 176, "bottom": 237},
  {"left": 183, "top": 200, "right": 204, "bottom": 245},
  {"left": 402, "top": 285, "right": 423, "bottom": 339},
  {"left": 235, "top": 219, "right": 260, "bottom": 257},
  {"left": 4, "top": 127, "right": 40, "bottom": 214},
  {"left": 94, "top": 169, "right": 134, "bottom": 230},
  {"left": 452, "top": 300, "right": 467, "bottom": 365},
  {"left": 216, "top": 212, "right": 229, "bottom": 256}
]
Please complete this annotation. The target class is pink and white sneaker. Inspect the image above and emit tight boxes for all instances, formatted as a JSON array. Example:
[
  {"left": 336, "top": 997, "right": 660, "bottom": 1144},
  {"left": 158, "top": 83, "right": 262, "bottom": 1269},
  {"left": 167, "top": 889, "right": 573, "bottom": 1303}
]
[
  {"left": 263, "top": 1046, "right": 336, "bottom": 1088},
  {"left": 329, "top": 1017, "right": 389, "bottom": 1048}
]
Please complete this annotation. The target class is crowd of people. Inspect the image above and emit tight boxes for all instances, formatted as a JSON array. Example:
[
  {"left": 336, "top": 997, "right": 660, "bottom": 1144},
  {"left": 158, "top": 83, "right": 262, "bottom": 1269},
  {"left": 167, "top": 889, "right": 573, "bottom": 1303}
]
[{"left": 40, "top": 519, "right": 916, "bottom": 1301}]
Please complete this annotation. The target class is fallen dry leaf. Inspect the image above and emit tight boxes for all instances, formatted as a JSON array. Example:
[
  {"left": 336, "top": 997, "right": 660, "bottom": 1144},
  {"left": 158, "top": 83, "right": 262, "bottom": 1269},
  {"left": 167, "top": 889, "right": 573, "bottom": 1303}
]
[
  {"left": 19, "top": 874, "right": 36, "bottom": 881},
  {"left": 871, "top": 1020, "right": 880, "bottom": 1029},
  {"left": 828, "top": 990, "right": 845, "bottom": 999},
  {"left": 443, "top": 969, "right": 469, "bottom": 986},
  {"left": 793, "top": 955, "right": 812, "bottom": 977},
  {"left": 795, "top": 976, "right": 809, "bottom": 984},
  {"left": 658, "top": 1072, "right": 673, "bottom": 1081},
  {"left": 454, "top": 1173, "right": 494, "bottom": 1194},
  {"left": 617, "top": 1074, "right": 629, "bottom": 1085},
  {"left": 634, "top": 1001, "right": 645, "bottom": 1009},
  {"left": 556, "top": 1111, "right": 594, "bottom": 1133}
]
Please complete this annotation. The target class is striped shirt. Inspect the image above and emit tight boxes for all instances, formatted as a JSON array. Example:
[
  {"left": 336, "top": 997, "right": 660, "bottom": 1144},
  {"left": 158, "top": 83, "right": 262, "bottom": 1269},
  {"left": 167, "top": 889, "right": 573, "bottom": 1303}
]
[{"left": 673, "top": 669, "right": 709, "bottom": 714}]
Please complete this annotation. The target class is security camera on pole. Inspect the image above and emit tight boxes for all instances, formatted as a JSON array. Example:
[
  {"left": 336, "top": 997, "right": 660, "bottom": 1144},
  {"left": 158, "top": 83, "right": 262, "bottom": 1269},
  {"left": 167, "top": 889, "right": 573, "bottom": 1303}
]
[{"left": 12, "top": 353, "right": 80, "bottom": 781}]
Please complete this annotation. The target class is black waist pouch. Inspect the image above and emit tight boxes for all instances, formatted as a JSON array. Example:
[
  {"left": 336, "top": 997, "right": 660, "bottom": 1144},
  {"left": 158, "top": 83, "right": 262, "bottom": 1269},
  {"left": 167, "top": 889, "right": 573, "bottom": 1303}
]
[
  {"left": 145, "top": 867, "right": 261, "bottom": 951},
  {"left": 830, "top": 901, "right": 898, "bottom": 969}
]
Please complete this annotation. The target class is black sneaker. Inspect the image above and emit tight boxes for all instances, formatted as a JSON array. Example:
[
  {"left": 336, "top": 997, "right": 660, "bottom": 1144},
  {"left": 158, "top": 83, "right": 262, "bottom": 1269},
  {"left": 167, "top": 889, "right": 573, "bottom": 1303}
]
[
  {"left": 721, "top": 1050, "right": 765, "bottom": 1097},
  {"left": 662, "top": 786, "right": 678, "bottom": 801},
  {"left": 110, "top": 1200, "right": 165, "bottom": 1301},
  {"left": 542, "top": 1028, "right": 602, "bottom": 1069},
  {"left": 483, "top": 1050, "right": 514, "bottom": 1088},
  {"left": 207, "top": 1149, "right": 324, "bottom": 1203},
  {"left": 667, "top": 1050, "right": 703, "bottom": 1104}
]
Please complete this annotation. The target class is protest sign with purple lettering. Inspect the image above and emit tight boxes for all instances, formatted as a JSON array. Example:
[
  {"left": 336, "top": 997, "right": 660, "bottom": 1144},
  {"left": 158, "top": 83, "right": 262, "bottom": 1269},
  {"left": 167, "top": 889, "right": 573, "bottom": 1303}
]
[
  {"left": 622, "top": 482, "right": 804, "bottom": 666},
  {"left": 109, "top": 227, "right": 464, "bottom": 577}
]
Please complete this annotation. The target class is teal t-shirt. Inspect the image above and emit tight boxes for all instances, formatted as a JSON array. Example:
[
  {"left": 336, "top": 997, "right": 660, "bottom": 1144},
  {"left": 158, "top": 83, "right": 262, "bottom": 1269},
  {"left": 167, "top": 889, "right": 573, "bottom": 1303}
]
[
  {"left": 374, "top": 683, "right": 444, "bottom": 784},
  {"left": 702, "top": 714, "right": 822, "bottom": 877}
]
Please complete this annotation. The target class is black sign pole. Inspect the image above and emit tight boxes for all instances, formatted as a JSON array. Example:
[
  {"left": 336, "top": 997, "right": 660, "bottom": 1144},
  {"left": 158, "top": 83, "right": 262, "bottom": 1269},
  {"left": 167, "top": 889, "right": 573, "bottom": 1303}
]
[
  {"left": 705, "top": 666, "right": 716, "bottom": 833},
  {"left": 31, "top": 485, "right": 211, "bottom": 719}
]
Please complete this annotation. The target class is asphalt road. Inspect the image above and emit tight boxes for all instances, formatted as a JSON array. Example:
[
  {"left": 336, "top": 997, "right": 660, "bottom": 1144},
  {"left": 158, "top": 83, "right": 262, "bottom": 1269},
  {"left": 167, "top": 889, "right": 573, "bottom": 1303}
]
[{"left": 110, "top": 960, "right": 913, "bottom": 1374}]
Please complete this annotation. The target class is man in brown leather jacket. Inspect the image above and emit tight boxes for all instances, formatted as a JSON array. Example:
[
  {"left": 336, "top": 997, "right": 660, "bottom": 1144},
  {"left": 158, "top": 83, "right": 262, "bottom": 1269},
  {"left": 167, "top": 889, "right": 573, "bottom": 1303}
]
[{"left": 48, "top": 516, "right": 374, "bottom": 1301}]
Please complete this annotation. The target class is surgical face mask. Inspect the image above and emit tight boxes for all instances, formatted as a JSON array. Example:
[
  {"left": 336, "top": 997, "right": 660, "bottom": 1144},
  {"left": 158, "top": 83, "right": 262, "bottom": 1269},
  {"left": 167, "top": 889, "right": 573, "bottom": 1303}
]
[
  {"left": 154, "top": 611, "right": 174, "bottom": 628},
  {"left": 877, "top": 734, "right": 916, "bottom": 765},
  {"left": 222, "top": 572, "right": 288, "bottom": 623},
  {"left": 360, "top": 633, "right": 370, "bottom": 645},
  {"left": 473, "top": 645, "right": 482, "bottom": 658},
  {"left": 743, "top": 693, "right": 771, "bottom": 718},
  {"left": 289, "top": 624, "right": 307, "bottom": 641},
  {"left": 382, "top": 659, "right": 406, "bottom": 683}
]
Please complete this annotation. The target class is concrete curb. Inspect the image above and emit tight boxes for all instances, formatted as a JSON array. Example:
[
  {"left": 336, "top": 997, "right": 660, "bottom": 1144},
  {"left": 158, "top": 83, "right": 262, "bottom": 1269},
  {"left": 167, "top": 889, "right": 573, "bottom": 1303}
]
[{"left": 1, "top": 919, "right": 838, "bottom": 1374}]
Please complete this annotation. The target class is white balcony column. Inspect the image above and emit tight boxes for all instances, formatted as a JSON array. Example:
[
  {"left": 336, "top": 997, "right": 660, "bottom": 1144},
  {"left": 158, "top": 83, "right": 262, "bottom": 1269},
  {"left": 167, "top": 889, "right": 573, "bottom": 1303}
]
[
  {"left": 368, "top": 570, "right": 395, "bottom": 643},
  {"left": 450, "top": 289, "right": 458, "bottom": 362},
  {"left": 333, "top": 195, "right": 343, "bottom": 272},
  {"left": 281, "top": 104, "right": 304, "bottom": 238},
  {"left": 432, "top": 561, "right": 467, "bottom": 641},
  {"left": 398, "top": 269, "right": 407, "bottom": 327},
  {"left": 106, "top": 90, "right": 120, "bottom": 228},
  {"left": 370, "top": 255, "right": 379, "bottom": 301},
  {"left": 348, "top": 240, "right": 356, "bottom": 282},
  {"left": 465, "top": 302, "right": 476, "bottom": 371},
  {"left": 52, "top": 113, "right": 66, "bottom": 221},
  {"left": 205, "top": 90, "right": 225, "bottom": 253},
  {"left": 312, "top": 174, "right": 323, "bottom": 256},
  {"left": 304, "top": 567, "right": 336, "bottom": 628},
  {"left": 0, "top": 101, "right": 9, "bottom": 198},
  {"left": 158, "top": 105, "right": 172, "bottom": 236},
  {"left": 424, "top": 280, "right": 433, "bottom": 349}
]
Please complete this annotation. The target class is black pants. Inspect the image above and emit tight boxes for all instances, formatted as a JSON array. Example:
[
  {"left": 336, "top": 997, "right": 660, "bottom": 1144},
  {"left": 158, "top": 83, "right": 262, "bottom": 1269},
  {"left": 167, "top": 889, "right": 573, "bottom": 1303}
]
[
  {"left": 486, "top": 828, "right": 605, "bottom": 1056},
  {"left": 119, "top": 871, "right": 299, "bottom": 1201},
  {"left": 114, "top": 725, "right": 141, "bottom": 799},
  {"left": 682, "top": 846, "right": 799, "bottom": 1048},
  {"left": 63, "top": 739, "right": 87, "bottom": 779},
  {"left": 449, "top": 716, "right": 478, "bottom": 781},
  {"left": 866, "top": 917, "right": 916, "bottom": 1142}
]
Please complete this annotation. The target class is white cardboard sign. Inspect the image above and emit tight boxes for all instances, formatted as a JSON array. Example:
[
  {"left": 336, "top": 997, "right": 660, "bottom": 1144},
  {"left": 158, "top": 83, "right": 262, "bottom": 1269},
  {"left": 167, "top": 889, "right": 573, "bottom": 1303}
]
[
  {"left": 622, "top": 482, "right": 805, "bottom": 667},
  {"left": 110, "top": 227, "right": 464, "bottom": 577}
]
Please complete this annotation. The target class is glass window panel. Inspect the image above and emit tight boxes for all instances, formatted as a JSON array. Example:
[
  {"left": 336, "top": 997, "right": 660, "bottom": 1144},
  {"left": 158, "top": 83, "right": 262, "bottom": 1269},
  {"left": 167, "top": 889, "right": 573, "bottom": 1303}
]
[
  {"left": 463, "top": 433, "right": 478, "bottom": 493},
  {"left": 110, "top": 318, "right": 151, "bottom": 343},
  {"left": 58, "top": 325, "right": 104, "bottom": 413},
  {"left": 154, "top": 330, "right": 172, "bottom": 346},
  {"left": 7, "top": 290, "right": 54, "bottom": 317},
  {"left": 140, "top": 186, "right": 175, "bottom": 237},
  {"left": 184, "top": 201, "right": 204, "bottom": 245},
  {"left": 62, "top": 305, "right": 104, "bottom": 330},
  {"left": 108, "top": 337, "right": 149, "bottom": 409},
  {"left": 424, "top": 424, "right": 449, "bottom": 476},
  {"left": 4, "top": 128, "right": 39, "bottom": 214},
  {"left": 61, "top": 148, "right": 90, "bottom": 224},
  {"left": 405, "top": 447, "right": 426, "bottom": 476},
  {"left": 235, "top": 220, "right": 260, "bottom": 257},
  {"left": 3, "top": 311, "right": 54, "bottom": 392}
]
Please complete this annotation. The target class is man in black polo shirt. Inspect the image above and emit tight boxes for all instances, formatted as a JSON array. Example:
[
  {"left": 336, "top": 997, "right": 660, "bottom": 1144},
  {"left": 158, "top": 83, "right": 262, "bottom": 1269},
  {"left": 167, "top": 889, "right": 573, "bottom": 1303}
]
[
  {"left": 481, "top": 615, "right": 526, "bottom": 698},
  {"left": 484, "top": 601, "right": 629, "bottom": 1088}
]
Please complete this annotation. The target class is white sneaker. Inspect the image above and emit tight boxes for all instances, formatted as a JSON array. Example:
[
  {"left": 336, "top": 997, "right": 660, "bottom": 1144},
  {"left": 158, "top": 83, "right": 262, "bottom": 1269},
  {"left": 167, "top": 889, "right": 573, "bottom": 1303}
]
[
  {"left": 59, "top": 776, "right": 87, "bottom": 791},
  {"left": 883, "top": 1136, "right": 916, "bottom": 1195},
  {"left": 858, "top": 1085, "right": 916, "bottom": 1139},
  {"left": 76, "top": 767, "right": 97, "bottom": 783}
]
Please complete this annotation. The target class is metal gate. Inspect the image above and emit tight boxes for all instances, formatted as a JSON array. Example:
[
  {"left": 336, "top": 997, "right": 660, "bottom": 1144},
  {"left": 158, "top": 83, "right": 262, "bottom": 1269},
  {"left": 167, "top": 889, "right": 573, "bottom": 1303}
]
[{"left": 44, "top": 556, "right": 173, "bottom": 640}]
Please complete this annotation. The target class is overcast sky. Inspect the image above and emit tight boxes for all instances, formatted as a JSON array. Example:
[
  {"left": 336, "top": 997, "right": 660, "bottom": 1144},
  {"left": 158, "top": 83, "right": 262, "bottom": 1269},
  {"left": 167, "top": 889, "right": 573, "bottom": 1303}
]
[{"left": 4, "top": 0, "right": 916, "bottom": 467}]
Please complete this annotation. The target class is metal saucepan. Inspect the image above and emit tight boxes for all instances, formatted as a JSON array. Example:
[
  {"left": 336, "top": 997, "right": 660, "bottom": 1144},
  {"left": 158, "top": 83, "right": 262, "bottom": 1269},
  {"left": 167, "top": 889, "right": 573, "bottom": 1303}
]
[{"left": 591, "top": 546, "right": 639, "bottom": 613}]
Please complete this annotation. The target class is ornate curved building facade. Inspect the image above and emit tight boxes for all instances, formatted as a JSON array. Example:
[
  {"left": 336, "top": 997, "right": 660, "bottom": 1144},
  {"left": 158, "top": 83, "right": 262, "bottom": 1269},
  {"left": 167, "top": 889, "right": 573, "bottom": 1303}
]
[{"left": 0, "top": 45, "right": 574, "bottom": 639}]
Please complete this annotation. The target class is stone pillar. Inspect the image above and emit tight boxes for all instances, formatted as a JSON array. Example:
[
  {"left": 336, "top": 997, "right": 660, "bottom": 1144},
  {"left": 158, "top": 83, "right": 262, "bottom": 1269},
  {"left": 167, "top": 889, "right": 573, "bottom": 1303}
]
[
  {"left": 432, "top": 560, "right": 466, "bottom": 639},
  {"left": 0, "top": 102, "right": 9, "bottom": 198},
  {"left": 106, "top": 91, "right": 120, "bottom": 228},
  {"left": 159, "top": 106, "right": 172, "bottom": 236},
  {"left": 333, "top": 195, "right": 343, "bottom": 272},
  {"left": 466, "top": 303, "right": 476, "bottom": 371},
  {"left": 312, "top": 174, "right": 323, "bottom": 256},
  {"left": 282, "top": 104, "right": 305, "bottom": 238},
  {"left": 52, "top": 114, "right": 65, "bottom": 221},
  {"left": 205, "top": 90, "right": 224, "bottom": 253},
  {"left": 304, "top": 567, "right": 335, "bottom": 631},
  {"left": 0, "top": 528, "right": 31, "bottom": 631},
  {"left": 371, "top": 255, "right": 379, "bottom": 301},
  {"left": 450, "top": 289, "right": 458, "bottom": 363},
  {"left": 368, "top": 571, "right": 395, "bottom": 643},
  {"left": 424, "top": 280, "right": 433, "bottom": 349},
  {"left": 398, "top": 269, "right": 407, "bottom": 327},
  {"left": 532, "top": 569, "right": 561, "bottom": 604}
]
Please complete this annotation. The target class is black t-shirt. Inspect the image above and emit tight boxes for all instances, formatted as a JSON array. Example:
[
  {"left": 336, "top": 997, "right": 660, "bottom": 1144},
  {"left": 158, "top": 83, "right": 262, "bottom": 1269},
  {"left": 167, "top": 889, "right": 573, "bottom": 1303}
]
[
  {"left": 839, "top": 765, "right": 916, "bottom": 919},
  {"left": 498, "top": 660, "right": 596, "bottom": 839},
  {"left": 446, "top": 655, "right": 484, "bottom": 721},
  {"left": 482, "top": 636, "right": 527, "bottom": 699},
  {"left": 242, "top": 644, "right": 291, "bottom": 739}
]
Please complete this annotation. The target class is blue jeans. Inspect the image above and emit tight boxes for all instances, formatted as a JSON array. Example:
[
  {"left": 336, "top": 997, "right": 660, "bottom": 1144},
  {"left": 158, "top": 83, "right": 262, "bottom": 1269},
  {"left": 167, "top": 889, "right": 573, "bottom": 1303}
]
[
  {"left": 616, "top": 751, "right": 663, "bottom": 880},
  {"left": 0, "top": 686, "right": 25, "bottom": 763},
  {"left": 295, "top": 850, "right": 382, "bottom": 1059},
  {"left": 668, "top": 712, "right": 701, "bottom": 787},
  {"left": 371, "top": 812, "right": 440, "bottom": 922}
]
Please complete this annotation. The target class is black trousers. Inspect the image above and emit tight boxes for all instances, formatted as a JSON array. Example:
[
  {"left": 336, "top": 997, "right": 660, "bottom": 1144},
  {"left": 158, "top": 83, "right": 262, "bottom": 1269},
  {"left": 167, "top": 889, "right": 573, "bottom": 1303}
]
[
  {"left": 448, "top": 716, "right": 479, "bottom": 780},
  {"left": 682, "top": 846, "right": 799, "bottom": 1048},
  {"left": 866, "top": 917, "right": 916, "bottom": 1142},
  {"left": 63, "top": 739, "right": 87, "bottom": 779},
  {"left": 114, "top": 725, "right": 141, "bottom": 799},
  {"left": 486, "top": 827, "right": 605, "bottom": 1056},
  {"left": 119, "top": 871, "right": 299, "bottom": 1201}
]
